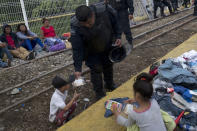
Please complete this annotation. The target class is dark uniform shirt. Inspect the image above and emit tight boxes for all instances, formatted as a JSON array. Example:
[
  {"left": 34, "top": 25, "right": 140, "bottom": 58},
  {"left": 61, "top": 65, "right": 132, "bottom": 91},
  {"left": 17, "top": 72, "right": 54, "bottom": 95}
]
[
  {"left": 70, "top": 2, "right": 121, "bottom": 72},
  {"left": 106, "top": 0, "right": 134, "bottom": 15}
]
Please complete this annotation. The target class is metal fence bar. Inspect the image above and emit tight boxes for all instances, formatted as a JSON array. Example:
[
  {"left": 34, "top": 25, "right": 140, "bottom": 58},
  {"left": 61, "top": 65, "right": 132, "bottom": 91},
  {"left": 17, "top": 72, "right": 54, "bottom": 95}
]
[{"left": 20, "top": 0, "right": 29, "bottom": 29}]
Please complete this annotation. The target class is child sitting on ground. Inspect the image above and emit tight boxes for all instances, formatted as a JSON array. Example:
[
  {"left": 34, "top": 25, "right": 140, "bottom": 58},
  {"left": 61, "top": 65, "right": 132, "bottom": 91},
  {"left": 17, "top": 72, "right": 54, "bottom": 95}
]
[
  {"left": 41, "top": 18, "right": 66, "bottom": 52},
  {"left": 49, "top": 76, "right": 80, "bottom": 126},
  {"left": 112, "top": 73, "right": 167, "bottom": 131}
]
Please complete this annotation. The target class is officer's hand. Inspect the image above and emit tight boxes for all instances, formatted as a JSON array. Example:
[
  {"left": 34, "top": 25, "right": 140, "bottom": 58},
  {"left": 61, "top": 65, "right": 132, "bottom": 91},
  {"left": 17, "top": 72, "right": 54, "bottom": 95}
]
[
  {"left": 74, "top": 72, "right": 81, "bottom": 79},
  {"left": 115, "top": 39, "right": 121, "bottom": 47},
  {"left": 129, "top": 15, "right": 133, "bottom": 20}
]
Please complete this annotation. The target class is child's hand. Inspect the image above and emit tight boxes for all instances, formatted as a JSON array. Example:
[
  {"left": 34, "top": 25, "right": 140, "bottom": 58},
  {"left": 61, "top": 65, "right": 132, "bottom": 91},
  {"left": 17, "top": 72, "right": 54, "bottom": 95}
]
[
  {"left": 124, "top": 99, "right": 135, "bottom": 104},
  {"left": 112, "top": 104, "right": 120, "bottom": 116},
  {"left": 73, "top": 90, "right": 80, "bottom": 101}
]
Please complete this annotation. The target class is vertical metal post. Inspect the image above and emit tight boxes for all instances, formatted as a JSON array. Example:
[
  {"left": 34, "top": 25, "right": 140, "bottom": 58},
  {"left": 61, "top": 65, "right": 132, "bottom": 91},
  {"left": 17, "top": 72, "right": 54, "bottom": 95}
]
[
  {"left": 86, "top": 0, "right": 89, "bottom": 6},
  {"left": 20, "top": 0, "right": 29, "bottom": 29}
]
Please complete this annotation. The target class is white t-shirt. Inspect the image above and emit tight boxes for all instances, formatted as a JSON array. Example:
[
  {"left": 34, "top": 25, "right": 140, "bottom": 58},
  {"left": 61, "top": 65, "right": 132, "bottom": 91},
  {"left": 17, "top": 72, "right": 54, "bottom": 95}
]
[{"left": 49, "top": 89, "right": 68, "bottom": 122}]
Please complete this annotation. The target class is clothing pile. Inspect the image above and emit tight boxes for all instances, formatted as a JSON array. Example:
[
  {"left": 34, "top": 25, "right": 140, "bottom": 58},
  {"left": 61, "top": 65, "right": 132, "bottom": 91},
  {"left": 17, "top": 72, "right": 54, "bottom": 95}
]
[{"left": 151, "top": 50, "right": 197, "bottom": 131}]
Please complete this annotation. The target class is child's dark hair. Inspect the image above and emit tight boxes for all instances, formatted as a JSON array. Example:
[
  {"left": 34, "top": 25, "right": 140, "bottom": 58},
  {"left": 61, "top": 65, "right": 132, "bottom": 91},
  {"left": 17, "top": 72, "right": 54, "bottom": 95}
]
[
  {"left": 17, "top": 23, "right": 28, "bottom": 35},
  {"left": 42, "top": 18, "right": 49, "bottom": 24},
  {"left": 133, "top": 73, "right": 153, "bottom": 101}
]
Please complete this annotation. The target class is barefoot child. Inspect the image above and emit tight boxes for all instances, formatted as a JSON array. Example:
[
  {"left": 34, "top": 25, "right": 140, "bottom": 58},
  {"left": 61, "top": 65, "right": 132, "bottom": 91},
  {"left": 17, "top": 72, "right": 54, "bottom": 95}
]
[
  {"left": 49, "top": 76, "right": 80, "bottom": 126},
  {"left": 112, "top": 73, "right": 167, "bottom": 131}
]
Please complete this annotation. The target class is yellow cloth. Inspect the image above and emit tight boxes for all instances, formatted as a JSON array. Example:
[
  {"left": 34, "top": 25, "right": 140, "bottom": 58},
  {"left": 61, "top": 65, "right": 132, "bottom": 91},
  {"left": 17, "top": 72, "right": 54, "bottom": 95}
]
[{"left": 127, "top": 110, "right": 176, "bottom": 131}]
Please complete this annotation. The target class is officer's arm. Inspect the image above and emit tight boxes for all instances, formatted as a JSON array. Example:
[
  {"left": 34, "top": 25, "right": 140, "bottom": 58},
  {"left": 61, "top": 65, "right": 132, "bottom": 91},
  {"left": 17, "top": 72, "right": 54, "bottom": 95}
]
[
  {"left": 70, "top": 26, "right": 84, "bottom": 72},
  {"left": 107, "top": 5, "right": 121, "bottom": 39},
  {"left": 127, "top": 0, "right": 134, "bottom": 15}
]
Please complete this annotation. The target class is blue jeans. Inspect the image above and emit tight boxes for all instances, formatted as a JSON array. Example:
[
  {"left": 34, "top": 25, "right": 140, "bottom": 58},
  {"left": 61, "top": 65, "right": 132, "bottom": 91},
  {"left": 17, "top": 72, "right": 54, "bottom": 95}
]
[
  {"left": 0, "top": 47, "right": 13, "bottom": 60},
  {"left": 22, "top": 38, "right": 44, "bottom": 51}
]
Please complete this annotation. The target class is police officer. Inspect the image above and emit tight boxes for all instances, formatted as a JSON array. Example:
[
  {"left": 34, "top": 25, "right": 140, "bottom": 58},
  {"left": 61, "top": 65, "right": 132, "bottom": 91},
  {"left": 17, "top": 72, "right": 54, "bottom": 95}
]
[
  {"left": 162, "top": 0, "right": 173, "bottom": 14},
  {"left": 193, "top": 0, "right": 197, "bottom": 16},
  {"left": 153, "top": 0, "right": 165, "bottom": 18},
  {"left": 70, "top": 3, "right": 121, "bottom": 99},
  {"left": 105, "top": 0, "right": 134, "bottom": 48}
]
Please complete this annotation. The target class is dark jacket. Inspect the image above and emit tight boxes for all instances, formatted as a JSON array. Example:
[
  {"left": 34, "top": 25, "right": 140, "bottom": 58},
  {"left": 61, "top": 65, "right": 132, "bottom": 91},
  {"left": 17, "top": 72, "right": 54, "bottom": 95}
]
[
  {"left": 1, "top": 25, "right": 20, "bottom": 50},
  {"left": 70, "top": 2, "right": 121, "bottom": 72},
  {"left": 107, "top": 0, "right": 134, "bottom": 15}
]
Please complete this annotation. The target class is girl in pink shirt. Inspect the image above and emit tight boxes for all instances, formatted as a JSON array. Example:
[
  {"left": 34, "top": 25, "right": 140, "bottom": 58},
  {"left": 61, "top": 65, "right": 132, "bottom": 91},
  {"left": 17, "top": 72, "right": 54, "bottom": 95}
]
[{"left": 41, "top": 18, "right": 66, "bottom": 52}]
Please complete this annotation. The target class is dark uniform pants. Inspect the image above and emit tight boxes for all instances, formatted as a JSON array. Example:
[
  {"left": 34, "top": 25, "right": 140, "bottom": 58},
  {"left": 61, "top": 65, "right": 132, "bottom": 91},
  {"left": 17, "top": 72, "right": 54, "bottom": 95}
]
[
  {"left": 117, "top": 10, "right": 133, "bottom": 44},
  {"left": 162, "top": 0, "right": 173, "bottom": 13},
  {"left": 154, "top": 1, "right": 165, "bottom": 18},
  {"left": 171, "top": 0, "right": 178, "bottom": 11},
  {"left": 183, "top": 0, "right": 190, "bottom": 8},
  {"left": 194, "top": 1, "right": 197, "bottom": 16},
  {"left": 89, "top": 63, "right": 113, "bottom": 96}
]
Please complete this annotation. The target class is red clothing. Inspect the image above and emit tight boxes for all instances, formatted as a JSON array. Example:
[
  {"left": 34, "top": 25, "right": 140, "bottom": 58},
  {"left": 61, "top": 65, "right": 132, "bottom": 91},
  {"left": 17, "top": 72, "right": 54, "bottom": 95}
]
[
  {"left": 6, "top": 35, "right": 15, "bottom": 48},
  {"left": 41, "top": 26, "right": 56, "bottom": 38}
]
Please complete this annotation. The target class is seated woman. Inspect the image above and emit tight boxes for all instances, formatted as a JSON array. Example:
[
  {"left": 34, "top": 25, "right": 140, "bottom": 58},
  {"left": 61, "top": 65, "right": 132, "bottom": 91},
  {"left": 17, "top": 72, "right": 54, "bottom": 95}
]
[
  {"left": 1, "top": 24, "right": 35, "bottom": 60},
  {"left": 16, "top": 23, "right": 46, "bottom": 51},
  {"left": 41, "top": 18, "right": 66, "bottom": 52},
  {"left": 112, "top": 73, "right": 167, "bottom": 131},
  {"left": 0, "top": 40, "right": 13, "bottom": 67}
]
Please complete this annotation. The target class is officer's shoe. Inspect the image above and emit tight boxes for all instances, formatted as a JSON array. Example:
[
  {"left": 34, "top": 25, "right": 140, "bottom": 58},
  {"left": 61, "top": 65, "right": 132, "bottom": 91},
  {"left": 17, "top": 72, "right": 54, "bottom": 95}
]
[
  {"left": 105, "top": 83, "right": 117, "bottom": 92},
  {"left": 154, "top": 16, "right": 158, "bottom": 19},
  {"left": 96, "top": 91, "right": 106, "bottom": 101}
]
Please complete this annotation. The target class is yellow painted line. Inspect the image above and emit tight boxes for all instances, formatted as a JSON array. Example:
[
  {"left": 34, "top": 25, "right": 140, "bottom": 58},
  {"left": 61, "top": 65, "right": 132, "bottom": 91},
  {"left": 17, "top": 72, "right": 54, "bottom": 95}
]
[{"left": 57, "top": 34, "right": 197, "bottom": 131}]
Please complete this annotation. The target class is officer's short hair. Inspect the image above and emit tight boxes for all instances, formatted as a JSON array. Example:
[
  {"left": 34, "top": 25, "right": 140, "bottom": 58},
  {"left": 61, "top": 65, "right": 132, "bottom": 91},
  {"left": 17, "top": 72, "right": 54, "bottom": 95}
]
[{"left": 75, "top": 5, "right": 93, "bottom": 22}]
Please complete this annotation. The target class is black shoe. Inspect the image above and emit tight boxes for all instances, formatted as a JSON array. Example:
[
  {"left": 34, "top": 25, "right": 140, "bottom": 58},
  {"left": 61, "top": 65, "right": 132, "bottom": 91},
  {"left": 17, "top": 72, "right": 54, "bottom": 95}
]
[
  {"left": 154, "top": 16, "right": 158, "bottom": 19},
  {"left": 105, "top": 83, "right": 117, "bottom": 92},
  {"left": 27, "top": 51, "right": 34, "bottom": 60},
  {"left": 96, "top": 91, "right": 106, "bottom": 101},
  {"left": 43, "top": 46, "right": 49, "bottom": 52}
]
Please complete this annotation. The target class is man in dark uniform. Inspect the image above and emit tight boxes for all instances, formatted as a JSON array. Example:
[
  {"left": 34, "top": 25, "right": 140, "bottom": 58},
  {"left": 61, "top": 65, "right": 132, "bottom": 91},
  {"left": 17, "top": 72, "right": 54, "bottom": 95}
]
[
  {"left": 105, "top": 0, "right": 134, "bottom": 47},
  {"left": 193, "top": 0, "right": 197, "bottom": 16},
  {"left": 70, "top": 3, "right": 121, "bottom": 99},
  {"left": 162, "top": 0, "right": 173, "bottom": 14},
  {"left": 153, "top": 0, "right": 165, "bottom": 18}
]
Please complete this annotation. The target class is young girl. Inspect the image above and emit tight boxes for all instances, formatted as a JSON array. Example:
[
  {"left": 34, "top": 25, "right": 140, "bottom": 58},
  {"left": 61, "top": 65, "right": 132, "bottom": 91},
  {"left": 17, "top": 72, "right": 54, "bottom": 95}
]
[
  {"left": 113, "top": 73, "right": 166, "bottom": 131},
  {"left": 16, "top": 23, "right": 45, "bottom": 51},
  {"left": 41, "top": 18, "right": 66, "bottom": 52}
]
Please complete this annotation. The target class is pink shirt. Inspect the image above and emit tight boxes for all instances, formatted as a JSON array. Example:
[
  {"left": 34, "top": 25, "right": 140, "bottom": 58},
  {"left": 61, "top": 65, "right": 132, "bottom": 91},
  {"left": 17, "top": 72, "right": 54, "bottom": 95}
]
[
  {"left": 41, "top": 26, "right": 56, "bottom": 38},
  {"left": 6, "top": 35, "right": 15, "bottom": 48}
]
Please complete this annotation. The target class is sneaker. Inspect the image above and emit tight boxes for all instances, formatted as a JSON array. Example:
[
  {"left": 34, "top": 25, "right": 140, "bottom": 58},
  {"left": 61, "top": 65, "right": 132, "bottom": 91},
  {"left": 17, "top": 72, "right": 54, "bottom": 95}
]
[
  {"left": 26, "top": 51, "right": 34, "bottom": 60},
  {"left": 43, "top": 46, "right": 49, "bottom": 52}
]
